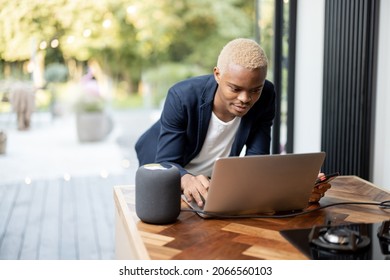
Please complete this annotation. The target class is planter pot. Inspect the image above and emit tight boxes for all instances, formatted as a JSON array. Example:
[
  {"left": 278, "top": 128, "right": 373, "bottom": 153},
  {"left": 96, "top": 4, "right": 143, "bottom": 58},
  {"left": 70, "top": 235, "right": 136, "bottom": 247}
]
[
  {"left": 0, "top": 131, "right": 6, "bottom": 154},
  {"left": 76, "top": 112, "right": 113, "bottom": 142}
]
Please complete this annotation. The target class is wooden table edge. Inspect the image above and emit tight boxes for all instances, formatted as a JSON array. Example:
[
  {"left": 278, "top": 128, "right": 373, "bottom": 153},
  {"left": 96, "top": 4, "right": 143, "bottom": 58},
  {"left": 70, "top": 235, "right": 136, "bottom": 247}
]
[
  {"left": 114, "top": 185, "right": 151, "bottom": 260},
  {"left": 344, "top": 175, "right": 390, "bottom": 194}
]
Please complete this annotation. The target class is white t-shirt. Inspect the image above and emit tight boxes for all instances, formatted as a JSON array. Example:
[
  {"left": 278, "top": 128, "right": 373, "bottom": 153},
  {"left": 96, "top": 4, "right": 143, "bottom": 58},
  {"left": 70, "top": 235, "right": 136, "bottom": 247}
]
[{"left": 185, "top": 112, "right": 241, "bottom": 177}]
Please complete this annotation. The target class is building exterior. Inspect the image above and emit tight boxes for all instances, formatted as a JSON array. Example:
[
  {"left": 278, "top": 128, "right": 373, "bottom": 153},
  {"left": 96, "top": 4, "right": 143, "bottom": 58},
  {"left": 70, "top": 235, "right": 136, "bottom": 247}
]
[{"left": 293, "top": 0, "right": 389, "bottom": 190}]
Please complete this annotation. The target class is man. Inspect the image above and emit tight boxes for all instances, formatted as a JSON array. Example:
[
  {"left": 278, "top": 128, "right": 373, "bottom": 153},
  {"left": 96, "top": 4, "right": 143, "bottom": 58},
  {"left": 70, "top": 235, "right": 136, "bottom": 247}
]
[{"left": 135, "top": 38, "right": 330, "bottom": 208}]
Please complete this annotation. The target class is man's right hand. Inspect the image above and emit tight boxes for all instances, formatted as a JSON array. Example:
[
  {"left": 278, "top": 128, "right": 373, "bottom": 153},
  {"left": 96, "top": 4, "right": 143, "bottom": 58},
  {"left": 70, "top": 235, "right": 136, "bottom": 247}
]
[{"left": 181, "top": 174, "right": 210, "bottom": 207}]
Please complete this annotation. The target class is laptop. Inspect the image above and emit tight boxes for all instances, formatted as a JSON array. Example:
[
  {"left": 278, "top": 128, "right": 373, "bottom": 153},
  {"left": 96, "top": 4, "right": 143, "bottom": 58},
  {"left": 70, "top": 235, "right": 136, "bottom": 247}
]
[{"left": 182, "top": 152, "right": 326, "bottom": 218}]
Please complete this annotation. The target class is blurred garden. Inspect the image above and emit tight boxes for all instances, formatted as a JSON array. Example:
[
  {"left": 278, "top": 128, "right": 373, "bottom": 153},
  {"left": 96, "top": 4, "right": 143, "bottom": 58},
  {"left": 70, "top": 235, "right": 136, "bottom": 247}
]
[{"left": 0, "top": 0, "right": 261, "bottom": 118}]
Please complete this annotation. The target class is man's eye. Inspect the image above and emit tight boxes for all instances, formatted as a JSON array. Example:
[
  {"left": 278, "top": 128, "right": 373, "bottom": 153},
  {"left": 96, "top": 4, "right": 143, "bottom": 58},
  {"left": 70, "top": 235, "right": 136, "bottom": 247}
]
[{"left": 251, "top": 88, "right": 262, "bottom": 94}]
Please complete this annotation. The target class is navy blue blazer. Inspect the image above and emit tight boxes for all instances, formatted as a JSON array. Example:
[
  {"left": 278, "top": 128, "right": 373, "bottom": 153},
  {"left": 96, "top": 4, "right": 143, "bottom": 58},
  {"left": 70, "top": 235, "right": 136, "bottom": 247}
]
[{"left": 135, "top": 74, "right": 276, "bottom": 176}]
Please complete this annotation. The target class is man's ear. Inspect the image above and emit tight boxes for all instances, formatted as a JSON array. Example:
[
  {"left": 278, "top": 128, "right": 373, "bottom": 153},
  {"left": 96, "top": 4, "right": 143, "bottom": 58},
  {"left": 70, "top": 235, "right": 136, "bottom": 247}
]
[{"left": 213, "top": 67, "right": 221, "bottom": 83}]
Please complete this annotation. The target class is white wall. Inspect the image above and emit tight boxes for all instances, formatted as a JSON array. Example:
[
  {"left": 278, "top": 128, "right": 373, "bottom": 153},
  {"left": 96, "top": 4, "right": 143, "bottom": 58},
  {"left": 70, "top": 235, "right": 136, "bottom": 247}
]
[
  {"left": 294, "top": 0, "right": 325, "bottom": 153},
  {"left": 373, "top": 0, "right": 390, "bottom": 190}
]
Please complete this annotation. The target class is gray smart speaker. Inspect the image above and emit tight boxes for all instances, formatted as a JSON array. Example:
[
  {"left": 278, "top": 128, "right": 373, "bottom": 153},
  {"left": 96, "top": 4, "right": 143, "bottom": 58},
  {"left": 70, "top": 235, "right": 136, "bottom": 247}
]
[{"left": 135, "top": 163, "right": 181, "bottom": 224}]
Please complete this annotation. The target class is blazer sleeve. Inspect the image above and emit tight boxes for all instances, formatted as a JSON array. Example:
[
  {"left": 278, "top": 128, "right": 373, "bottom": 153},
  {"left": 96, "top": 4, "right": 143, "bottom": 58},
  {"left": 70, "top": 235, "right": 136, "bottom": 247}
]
[
  {"left": 154, "top": 87, "right": 192, "bottom": 176},
  {"left": 135, "top": 75, "right": 215, "bottom": 177}
]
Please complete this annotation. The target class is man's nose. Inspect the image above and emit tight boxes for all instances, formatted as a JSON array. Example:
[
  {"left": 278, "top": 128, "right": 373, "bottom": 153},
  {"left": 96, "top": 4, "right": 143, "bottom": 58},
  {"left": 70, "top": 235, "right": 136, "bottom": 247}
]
[{"left": 237, "top": 91, "right": 251, "bottom": 103}]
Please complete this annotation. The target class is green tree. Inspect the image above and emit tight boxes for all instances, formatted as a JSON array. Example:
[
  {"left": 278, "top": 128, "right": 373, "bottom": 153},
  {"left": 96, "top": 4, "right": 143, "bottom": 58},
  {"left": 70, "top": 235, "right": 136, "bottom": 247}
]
[{"left": 0, "top": 0, "right": 255, "bottom": 94}]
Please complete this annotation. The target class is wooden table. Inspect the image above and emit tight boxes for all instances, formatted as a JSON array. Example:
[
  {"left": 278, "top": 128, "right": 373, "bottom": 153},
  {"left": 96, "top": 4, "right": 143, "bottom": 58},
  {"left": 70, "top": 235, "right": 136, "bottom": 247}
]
[{"left": 114, "top": 176, "right": 390, "bottom": 260}]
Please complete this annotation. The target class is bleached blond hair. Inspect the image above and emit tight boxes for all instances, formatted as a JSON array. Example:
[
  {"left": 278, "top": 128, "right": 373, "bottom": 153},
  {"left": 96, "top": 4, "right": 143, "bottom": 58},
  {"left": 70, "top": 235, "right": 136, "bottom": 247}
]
[{"left": 217, "top": 38, "right": 268, "bottom": 74}]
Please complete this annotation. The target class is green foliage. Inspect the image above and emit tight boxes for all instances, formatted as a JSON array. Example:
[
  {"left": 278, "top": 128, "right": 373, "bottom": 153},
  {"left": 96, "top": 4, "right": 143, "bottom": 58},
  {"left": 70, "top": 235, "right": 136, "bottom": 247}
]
[
  {"left": 44, "top": 63, "right": 69, "bottom": 83},
  {"left": 75, "top": 96, "right": 105, "bottom": 113},
  {"left": 142, "top": 62, "right": 208, "bottom": 107},
  {"left": 0, "top": 0, "right": 255, "bottom": 102},
  {"left": 111, "top": 92, "right": 143, "bottom": 109}
]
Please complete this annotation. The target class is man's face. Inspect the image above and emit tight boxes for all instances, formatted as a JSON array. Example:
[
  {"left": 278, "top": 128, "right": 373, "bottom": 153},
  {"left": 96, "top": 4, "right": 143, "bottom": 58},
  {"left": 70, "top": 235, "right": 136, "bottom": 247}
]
[{"left": 213, "top": 63, "right": 267, "bottom": 122}]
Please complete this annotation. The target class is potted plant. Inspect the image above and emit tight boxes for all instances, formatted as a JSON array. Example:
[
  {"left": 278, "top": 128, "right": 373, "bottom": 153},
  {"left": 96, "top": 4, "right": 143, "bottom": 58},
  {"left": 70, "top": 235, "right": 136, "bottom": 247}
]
[
  {"left": 75, "top": 74, "right": 113, "bottom": 142},
  {"left": 44, "top": 63, "right": 69, "bottom": 117},
  {"left": 0, "top": 130, "right": 6, "bottom": 154}
]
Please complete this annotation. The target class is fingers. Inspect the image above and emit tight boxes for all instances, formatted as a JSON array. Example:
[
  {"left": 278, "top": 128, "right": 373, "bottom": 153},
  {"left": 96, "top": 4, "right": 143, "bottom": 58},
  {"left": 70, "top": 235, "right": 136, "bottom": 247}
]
[
  {"left": 181, "top": 174, "right": 210, "bottom": 207},
  {"left": 308, "top": 193, "right": 322, "bottom": 203},
  {"left": 309, "top": 183, "right": 331, "bottom": 203},
  {"left": 197, "top": 175, "right": 211, "bottom": 191},
  {"left": 314, "top": 183, "right": 331, "bottom": 192},
  {"left": 317, "top": 182, "right": 331, "bottom": 193}
]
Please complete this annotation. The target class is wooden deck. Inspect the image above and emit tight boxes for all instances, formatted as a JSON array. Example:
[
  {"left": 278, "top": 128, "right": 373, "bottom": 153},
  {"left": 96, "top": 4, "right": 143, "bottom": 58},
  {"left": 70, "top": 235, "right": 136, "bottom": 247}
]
[{"left": 0, "top": 172, "right": 133, "bottom": 260}]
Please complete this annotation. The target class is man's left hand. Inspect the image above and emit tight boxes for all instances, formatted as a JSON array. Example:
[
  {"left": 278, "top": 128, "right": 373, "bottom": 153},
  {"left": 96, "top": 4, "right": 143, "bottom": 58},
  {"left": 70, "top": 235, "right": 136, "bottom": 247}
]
[{"left": 309, "top": 173, "right": 332, "bottom": 204}]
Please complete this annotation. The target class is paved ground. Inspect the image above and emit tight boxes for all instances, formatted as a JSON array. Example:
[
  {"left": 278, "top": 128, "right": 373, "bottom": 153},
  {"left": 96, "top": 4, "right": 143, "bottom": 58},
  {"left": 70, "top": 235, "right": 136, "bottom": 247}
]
[{"left": 0, "top": 108, "right": 160, "bottom": 185}]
